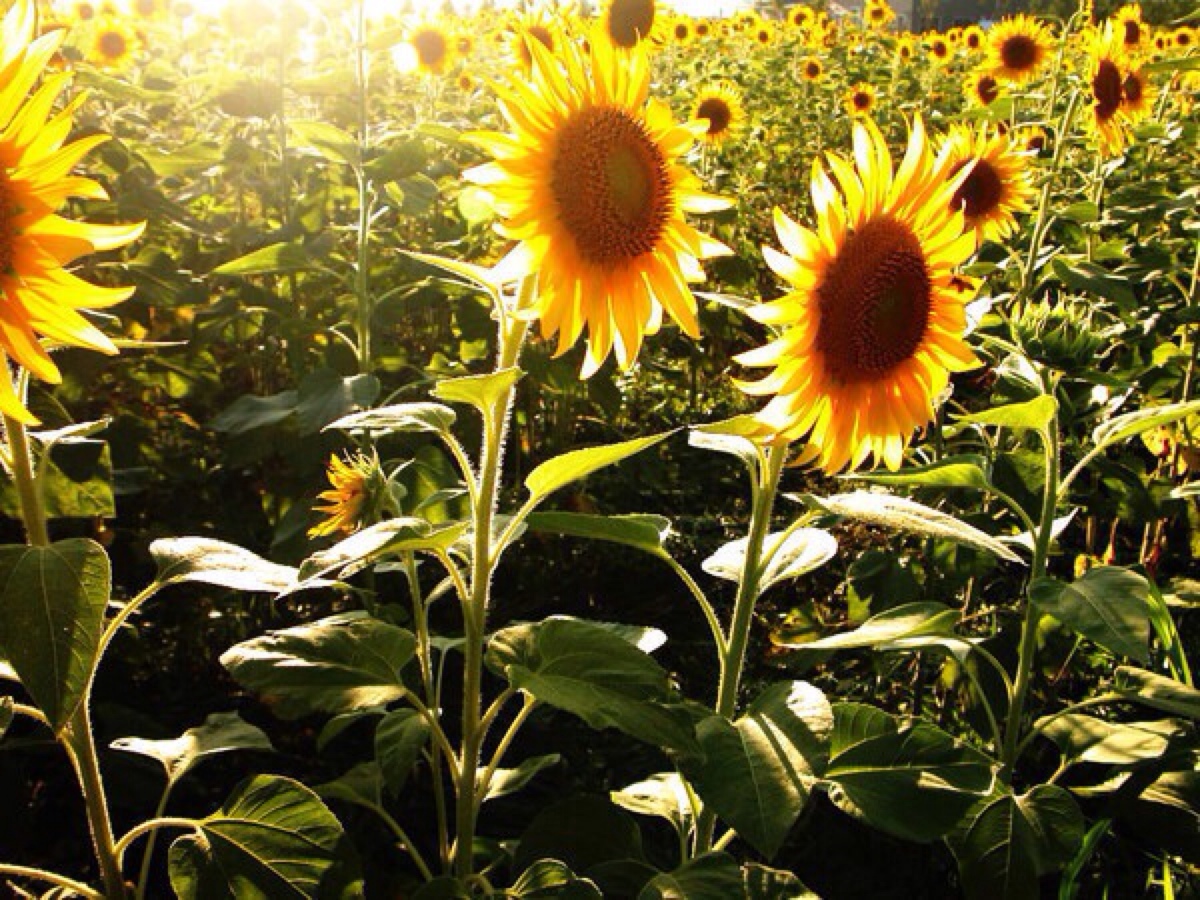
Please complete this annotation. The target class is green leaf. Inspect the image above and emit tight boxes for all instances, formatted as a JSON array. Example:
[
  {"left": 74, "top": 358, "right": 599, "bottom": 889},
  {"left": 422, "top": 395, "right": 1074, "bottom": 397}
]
[
  {"left": 324, "top": 402, "right": 457, "bottom": 436},
  {"left": 482, "top": 753, "right": 561, "bottom": 802},
  {"left": 525, "top": 432, "right": 675, "bottom": 506},
  {"left": 152, "top": 537, "right": 304, "bottom": 593},
  {"left": 1091, "top": 400, "right": 1200, "bottom": 458},
  {"left": 432, "top": 368, "right": 523, "bottom": 414},
  {"left": 289, "top": 120, "right": 359, "bottom": 166},
  {"left": 486, "top": 617, "right": 696, "bottom": 752},
  {"left": 1030, "top": 567, "right": 1151, "bottom": 663},
  {"left": 168, "top": 775, "right": 352, "bottom": 900},
  {"left": 1036, "top": 714, "right": 1179, "bottom": 766},
  {"left": 949, "top": 786, "right": 1085, "bottom": 900},
  {"left": 221, "top": 613, "right": 416, "bottom": 719},
  {"left": 0, "top": 539, "right": 110, "bottom": 732},
  {"left": 955, "top": 395, "right": 1057, "bottom": 435},
  {"left": 514, "top": 795, "right": 644, "bottom": 875},
  {"left": 847, "top": 455, "right": 992, "bottom": 491},
  {"left": 824, "top": 722, "right": 996, "bottom": 843},
  {"left": 376, "top": 709, "right": 430, "bottom": 797},
  {"left": 1113, "top": 666, "right": 1200, "bottom": 720},
  {"left": 702, "top": 528, "right": 838, "bottom": 592},
  {"left": 681, "top": 682, "right": 831, "bottom": 858},
  {"left": 526, "top": 512, "right": 671, "bottom": 559},
  {"left": 511, "top": 860, "right": 603, "bottom": 899},
  {"left": 611, "top": 773, "right": 694, "bottom": 833},
  {"left": 111, "top": 712, "right": 273, "bottom": 786},
  {"left": 743, "top": 863, "right": 820, "bottom": 899},
  {"left": 792, "top": 491, "right": 1021, "bottom": 563},
  {"left": 638, "top": 853, "right": 744, "bottom": 900},
  {"left": 780, "top": 602, "right": 959, "bottom": 651},
  {"left": 213, "top": 242, "right": 310, "bottom": 276}
]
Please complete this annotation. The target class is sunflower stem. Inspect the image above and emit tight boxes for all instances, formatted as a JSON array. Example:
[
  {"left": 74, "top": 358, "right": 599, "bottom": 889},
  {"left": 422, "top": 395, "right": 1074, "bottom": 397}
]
[
  {"left": 453, "top": 280, "right": 531, "bottom": 879},
  {"left": 693, "top": 439, "right": 788, "bottom": 856}
]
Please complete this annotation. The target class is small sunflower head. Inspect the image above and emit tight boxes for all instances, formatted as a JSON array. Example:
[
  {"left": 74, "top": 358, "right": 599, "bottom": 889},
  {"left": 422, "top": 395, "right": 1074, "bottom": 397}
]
[{"left": 309, "top": 452, "right": 386, "bottom": 538}]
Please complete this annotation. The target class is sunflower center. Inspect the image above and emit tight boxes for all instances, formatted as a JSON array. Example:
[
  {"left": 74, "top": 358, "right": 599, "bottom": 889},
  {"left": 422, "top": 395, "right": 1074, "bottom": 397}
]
[
  {"left": 0, "top": 174, "right": 21, "bottom": 275},
  {"left": 607, "top": 0, "right": 655, "bottom": 48},
  {"left": 1123, "top": 72, "right": 1143, "bottom": 105},
  {"left": 816, "top": 217, "right": 932, "bottom": 383},
  {"left": 413, "top": 29, "right": 447, "bottom": 68},
  {"left": 949, "top": 158, "right": 1003, "bottom": 221},
  {"left": 99, "top": 30, "right": 127, "bottom": 59},
  {"left": 1000, "top": 34, "right": 1038, "bottom": 71},
  {"left": 1093, "top": 59, "right": 1123, "bottom": 119},
  {"left": 551, "top": 105, "right": 671, "bottom": 265},
  {"left": 696, "top": 97, "right": 732, "bottom": 136},
  {"left": 976, "top": 74, "right": 999, "bottom": 104}
]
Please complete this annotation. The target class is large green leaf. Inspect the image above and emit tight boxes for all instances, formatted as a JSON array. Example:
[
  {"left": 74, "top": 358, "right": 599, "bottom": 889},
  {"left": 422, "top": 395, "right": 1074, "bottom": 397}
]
[
  {"left": 221, "top": 613, "right": 416, "bottom": 719},
  {"left": 486, "top": 617, "right": 696, "bottom": 752},
  {"left": 847, "top": 455, "right": 993, "bottom": 491},
  {"left": 168, "top": 775, "right": 355, "bottom": 899},
  {"left": 525, "top": 433, "right": 674, "bottom": 505},
  {"left": 779, "top": 602, "right": 959, "bottom": 651},
  {"left": 792, "top": 491, "right": 1021, "bottom": 563},
  {"left": 949, "top": 786, "right": 1085, "bottom": 900},
  {"left": 1030, "top": 567, "right": 1151, "bottom": 663},
  {"left": 702, "top": 528, "right": 838, "bottom": 592},
  {"left": 1036, "top": 714, "right": 1179, "bottom": 766},
  {"left": 0, "top": 539, "right": 110, "bottom": 732},
  {"left": 526, "top": 512, "right": 671, "bottom": 560},
  {"left": 824, "top": 722, "right": 995, "bottom": 842},
  {"left": 375, "top": 709, "right": 430, "bottom": 796},
  {"left": 152, "top": 537, "right": 304, "bottom": 593},
  {"left": 111, "top": 711, "right": 273, "bottom": 786},
  {"left": 681, "top": 682, "right": 832, "bottom": 858},
  {"left": 1113, "top": 666, "right": 1200, "bottom": 720},
  {"left": 638, "top": 853, "right": 743, "bottom": 900},
  {"left": 324, "top": 402, "right": 457, "bottom": 436}
]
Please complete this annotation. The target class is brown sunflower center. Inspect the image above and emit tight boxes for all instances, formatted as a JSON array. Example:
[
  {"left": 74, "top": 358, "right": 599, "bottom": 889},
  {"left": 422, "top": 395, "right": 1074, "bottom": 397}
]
[
  {"left": 551, "top": 105, "right": 672, "bottom": 265},
  {"left": 1123, "top": 19, "right": 1141, "bottom": 45},
  {"left": 0, "top": 174, "right": 21, "bottom": 275},
  {"left": 99, "top": 30, "right": 127, "bottom": 59},
  {"left": 1123, "top": 72, "right": 1143, "bottom": 105},
  {"left": 413, "top": 29, "right": 447, "bottom": 68},
  {"left": 976, "top": 74, "right": 999, "bottom": 104},
  {"left": 999, "top": 34, "right": 1038, "bottom": 71},
  {"left": 697, "top": 96, "right": 733, "bottom": 135},
  {"left": 607, "top": 0, "right": 655, "bottom": 48},
  {"left": 816, "top": 217, "right": 933, "bottom": 383},
  {"left": 949, "top": 158, "right": 1004, "bottom": 222},
  {"left": 1093, "top": 58, "right": 1123, "bottom": 119}
]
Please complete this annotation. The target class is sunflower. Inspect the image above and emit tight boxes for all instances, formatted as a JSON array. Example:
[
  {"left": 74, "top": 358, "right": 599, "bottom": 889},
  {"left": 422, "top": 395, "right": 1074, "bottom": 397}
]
[
  {"left": 88, "top": 17, "right": 139, "bottom": 68},
  {"left": 986, "top": 15, "right": 1054, "bottom": 83},
  {"left": 964, "top": 68, "right": 1003, "bottom": 106},
  {"left": 309, "top": 453, "right": 380, "bottom": 538},
  {"left": 799, "top": 56, "right": 824, "bottom": 81},
  {"left": 464, "top": 37, "right": 730, "bottom": 375},
  {"left": 1111, "top": 4, "right": 1147, "bottom": 56},
  {"left": 0, "top": 1, "right": 144, "bottom": 423},
  {"left": 600, "top": 0, "right": 660, "bottom": 50},
  {"left": 737, "top": 117, "right": 979, "bottom": 473},
  {"left": 938, "top": 124, "right": 1035, "bottom": 244},
  {"left": 408, "top": 23, "right": 453, "bottom": 75},
  {"left": 1086, "top": 25, "right": 1133, "bottom": 156},
  {"left": 844, "top": 82, "right": 876, "bottom": 116},
  {"left": 692, "top": 80, "right": 743, "bottom": 146}
]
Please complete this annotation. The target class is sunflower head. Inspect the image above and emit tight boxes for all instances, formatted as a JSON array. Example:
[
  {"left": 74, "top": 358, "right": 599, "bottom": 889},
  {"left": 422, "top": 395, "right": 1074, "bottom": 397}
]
[
  {"left": 600, "top": 0, "right": 660, "bottom": 50},
  {"left": 692, "top": 80, "right": 744, "bottom": 146},
  {"left": 464, "top": 36, "right": 730, "bottom": 375},
  {"left": 987, "top": 14, "right": 1054, "bottom": 83},
  {"left": 737, "top": 117, "right": 979, "bottom": 473},
  {"left": 844, "top": 83, "right": 876, "bottom": 116},
  {"left": 309, "top": 453, "right": 384, "bottom": 538},
  {"left": 0, "top": 0, "right": 144, "bottom": 423},
  {"left": 939, "top": 124, "right": 1035, "bottom": 244}
]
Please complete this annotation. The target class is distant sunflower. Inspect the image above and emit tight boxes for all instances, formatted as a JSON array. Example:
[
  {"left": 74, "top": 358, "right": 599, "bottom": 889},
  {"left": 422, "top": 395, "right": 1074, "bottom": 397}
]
[
  {"left": 844, "top": 82, "right": 875, "bottom": 116},
  {"left": 465, "top": 38, "right": 730, "bottom": 374},
  {"left": 88, "top": 17, "right": 138, "bottom": 68},
  {"left": 692, "top": 80, "right": 743, "bottom": 146},
  {"left": 799, "top": 56, "right": 824, "bottom": 81},
  {"left": 965, "top": 68, "right": 1002, "bottom": 106},
  {"left": 986, "top": 15, "right": 1054, "bottom": 83},
  {"left": 601, "top": 0, "right": 660, "bottom": 49},
  {"left": 939, "top": 124, "right": 1035, "bottom": 243},
  {"left": 737, "top": 117, "right": 979, "bottom": 472},
  {"left": 1111, "top": 4, "right": 1147, "bottom": 55},
  {"left": 1086, "top": 25, "right": 1133, "bottom": 156},
  {"left": 409, "top": 23, "right": 453, "bottom": 74},
  {"left": 309, "top": 453, "right": 380, "bottom": 538},
  {"left": 0, "top": 1, "right": 144, "bottom": 423}
]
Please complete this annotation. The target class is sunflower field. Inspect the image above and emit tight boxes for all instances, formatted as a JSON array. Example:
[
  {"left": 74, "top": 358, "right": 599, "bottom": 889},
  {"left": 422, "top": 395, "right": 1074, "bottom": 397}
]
[{"left": 1, "top": 0, "right": 1199, "bottom": 896}]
